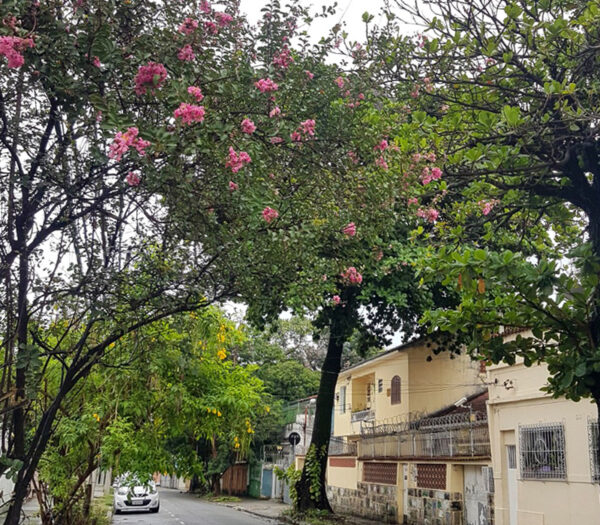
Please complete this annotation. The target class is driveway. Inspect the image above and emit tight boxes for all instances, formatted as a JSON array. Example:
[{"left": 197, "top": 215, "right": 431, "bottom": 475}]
[{"left": 112, "top": 488, "right": 280, "bottom": 525}]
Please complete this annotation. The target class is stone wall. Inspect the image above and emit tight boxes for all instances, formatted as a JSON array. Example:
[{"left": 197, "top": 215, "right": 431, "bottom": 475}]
[
  {"left": 406, "top": 488, "right": 463, "bottom": 525},
  {"left": 327, "top": 482, "right": 398, "bottom": 523}
]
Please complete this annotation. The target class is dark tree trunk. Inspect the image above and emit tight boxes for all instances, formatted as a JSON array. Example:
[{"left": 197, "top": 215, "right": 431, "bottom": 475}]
[{"left": 295, "top": 301, "right": 354, "bottom": 512}]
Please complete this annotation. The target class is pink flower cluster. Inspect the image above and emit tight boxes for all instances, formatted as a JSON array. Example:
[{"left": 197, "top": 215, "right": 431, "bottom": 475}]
[
  {"left": 0, "top": 36, "right": 34, "bottom": 69},
  {"left": 187, "top": 86, "right": 204, "bottom": 102},
  {"left": 375, "top": 156, "right": 388, "bottom": 170},
  {"left": 416, "top": 207, "right": 439, "bottom": 222},
  {"left": 269, "top": 106, "right": 281, "bottom": 118},
  {"left": 273, "top": 46, "right": 293, "bottom": 68},
  {"left": 334, "top": 76, "right": 345, "bottom": 89},
  {"left": 108, "top": 127, "right": 151, "bottom": 162},
  {"left": 342, "top": 222, "right": 356, "bottom": 237},
  {"left": 421, "top": 166, "right": 443, "bottom": 185},
  {"left": 200, "top": 0, "right": 211, "bottom": 13},
  {"left": 270, "top": 136, "right": 283, "bottom": 144},
  {"left": 291, "top": 119, "right": 316, "bottom": 142},
  {"left": 126, "top": 172, "right": 141, "bottom": 187},
  {"left": 178, "top": 44, "right": 195, "bottom": 62},
  {"left": 229, "top": 181, "right": 239, "bottom": 191},
  {"left": 332, "top": 295, "right": 341, "bottom": 305},
  {"left": 179, "top": 18, "right": 198, "bottom": 35},
  {"left": 241, "top": 118, "right": 256, "bottom": 134},
  {"left": 305, "top": 70, "right": 314, "bottom": 80},
  {"left": 373, "top": 139, "right": 388, "bottom": 152},
  {"left": 348, "top": 151, "right": 359, "bottom": 164},
  {"left": 215, "top": 12, "right": 234, "bottom": 27},
  {"left": 478, "top": 199, "right": 499, "bottom": 216},
  {"left": 262, "top": 207, "right": 279, "bottom": 223},
  {"left": 255, "top": 78, "right": 278, "bottom": 93},
  {"left": 225, "top": 147, "right": 251, "bottom": 173},
  {"left": 174, "top": 103, "right": 206, "bottom": 125},
  {"left": 134, "top": 62, "right": 167, "bottom": 95},
  {"left": 205, "top": 21, "right": 218, "bottom": 34},
  {"left": 341, "top": 267, "right": 362, "bottom": 285}
]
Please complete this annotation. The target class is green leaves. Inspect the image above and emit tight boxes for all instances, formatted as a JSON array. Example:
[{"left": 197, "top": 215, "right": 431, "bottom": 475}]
[{"left": 501, "top": 105, "right": 522, "bottom": 127}]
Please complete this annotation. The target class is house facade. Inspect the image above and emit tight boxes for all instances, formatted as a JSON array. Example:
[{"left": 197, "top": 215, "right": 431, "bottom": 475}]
[
  {"left": 326, "top": 339, "right": 492, "bottom": 525},
  {"left": 487, "top": 331, "right": 600, "bottom": 525}
]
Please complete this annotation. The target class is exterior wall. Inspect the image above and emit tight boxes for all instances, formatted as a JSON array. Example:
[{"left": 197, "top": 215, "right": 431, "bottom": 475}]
[
  {"left": 328, "top": 481, "right": 399, "bottom": 523},
  {"left": 406, "top": 346, "right": 481, "bottom": 416},
  {"left": 488, "top": 357, "right": 600, "bottom": 525},
  {"left": 327, "top": 457, "right": 358, "bottom": 490}
]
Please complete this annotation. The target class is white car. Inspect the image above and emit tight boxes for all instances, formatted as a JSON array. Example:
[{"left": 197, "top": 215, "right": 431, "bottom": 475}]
[{"left": 113, "top": 479, "right": 160, "bottom": 514}]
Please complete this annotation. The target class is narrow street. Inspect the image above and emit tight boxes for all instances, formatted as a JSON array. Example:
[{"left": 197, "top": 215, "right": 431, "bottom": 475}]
[{"left": 112, "top": 489, "right": 280, "bottom": 525}]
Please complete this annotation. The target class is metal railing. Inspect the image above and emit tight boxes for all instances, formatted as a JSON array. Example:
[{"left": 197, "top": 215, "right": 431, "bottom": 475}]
[{"left": 359, "top": 412, "right": 490, "bottom": 459}]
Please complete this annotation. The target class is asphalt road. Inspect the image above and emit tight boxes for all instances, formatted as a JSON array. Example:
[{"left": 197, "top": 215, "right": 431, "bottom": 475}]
[{"left": 112, "top": 489, "right": 278, "bottom": 525}]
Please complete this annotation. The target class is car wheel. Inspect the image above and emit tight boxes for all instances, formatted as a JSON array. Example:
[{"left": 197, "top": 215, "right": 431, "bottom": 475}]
[
  {"left": 150, "top": 505, "right": 159, "bottom": 513},
  {"left": 114, "top": 508, "right": 121, "bottom": 515}
]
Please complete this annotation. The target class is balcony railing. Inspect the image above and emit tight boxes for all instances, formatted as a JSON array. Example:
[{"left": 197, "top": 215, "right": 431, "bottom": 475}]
[{"left": 351, "top": 409, "right": 374, "bottom": 423}]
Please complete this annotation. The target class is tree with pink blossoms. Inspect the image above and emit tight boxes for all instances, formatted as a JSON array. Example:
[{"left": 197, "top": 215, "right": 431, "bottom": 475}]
[{"left": 0, "top": 0, "right": 454, "bottom": 521}]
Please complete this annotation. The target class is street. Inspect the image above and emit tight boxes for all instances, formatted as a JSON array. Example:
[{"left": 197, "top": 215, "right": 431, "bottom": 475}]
[{"left": 112, "top": 489, "right": 280, "bottom": 525}]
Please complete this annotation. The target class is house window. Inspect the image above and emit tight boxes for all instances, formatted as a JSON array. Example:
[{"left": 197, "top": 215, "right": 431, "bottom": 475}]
[
  {"left": 363, "top": 462, "right": 397, "bottom": 485},
  {"left": 378, "top": 379, "right": 383, "bottom": 393},
  {"left": 416, "top": 463, "right": 446, "bottom": 489},
  {"left": 391, "top": 376, "right": 401, "bottom": 405},
  {"left": 519, "top": 423, "right": 566, "bottom": 479},
  {"left": 588, "top": 419, "right": 599, "bottom": 482},
  {"left": 339, "top": 386, "right": 346, "bottom": 414}
]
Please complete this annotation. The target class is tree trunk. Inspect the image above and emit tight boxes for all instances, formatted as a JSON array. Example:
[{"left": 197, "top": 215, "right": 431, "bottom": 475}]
[{"left": 295, "top": 304, "right": 353, "bottom": 512}]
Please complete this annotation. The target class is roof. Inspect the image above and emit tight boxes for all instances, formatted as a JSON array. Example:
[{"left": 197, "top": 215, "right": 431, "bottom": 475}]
[
  {"left": 426, "top": 389, "right": 489, "bottom": 418},
  {"left": 340, "top": 336, "right": 426, "bottom": 375}
]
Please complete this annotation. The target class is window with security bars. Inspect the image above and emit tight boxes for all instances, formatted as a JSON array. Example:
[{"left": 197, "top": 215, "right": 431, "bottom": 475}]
[
  {"left": 416, "top": 463, "right": 446, "bottom": 489},
  {"left": 519, "top": 423, "right": 566, "bottom": 480},
  {"left": 363, "top": 462, "right": 397, "bottom": 485},
  {"left": 588, "top": 419, "right": 600, "bottom": 482}
]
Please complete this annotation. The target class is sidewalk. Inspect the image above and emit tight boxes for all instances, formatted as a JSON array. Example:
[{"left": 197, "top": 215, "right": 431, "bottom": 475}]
[
  {"left": 214, "top": 497, "right": 391, "bottom": 525},
  {"left": 216, "top": 497, "right": 290, "bottom": 521}
]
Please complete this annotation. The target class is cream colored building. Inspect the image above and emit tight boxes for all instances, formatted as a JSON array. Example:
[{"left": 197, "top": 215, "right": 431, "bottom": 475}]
[
  {"left": 326, "top": 339, "right": 493, "bottom": 524},
  {"left": 487, "top": 331, "right": 600, "bottom": 525}
]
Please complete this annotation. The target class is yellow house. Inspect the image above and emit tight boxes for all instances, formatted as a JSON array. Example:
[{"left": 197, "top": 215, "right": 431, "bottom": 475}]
[
  {"left": 326, "top": 339, "right": 492, "bottom": 524},
  {"left": 487, "top": 330, "right": 600, "bottom": 525}
]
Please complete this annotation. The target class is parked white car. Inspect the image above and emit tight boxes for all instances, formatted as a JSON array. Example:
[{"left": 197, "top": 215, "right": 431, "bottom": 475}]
[{"left": 113, "top": 479, "right": 159, "bottom": 514}]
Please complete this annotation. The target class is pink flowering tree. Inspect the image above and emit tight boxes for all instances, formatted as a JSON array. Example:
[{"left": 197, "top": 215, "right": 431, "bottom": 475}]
[{"left": 0, "top": 0, "right": 453, "bottom": 520}]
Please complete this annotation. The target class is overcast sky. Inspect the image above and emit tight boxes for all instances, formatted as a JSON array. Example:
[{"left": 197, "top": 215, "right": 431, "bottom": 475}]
[{"left": 239, "top": 0, "right": 388, "bottom": 43}]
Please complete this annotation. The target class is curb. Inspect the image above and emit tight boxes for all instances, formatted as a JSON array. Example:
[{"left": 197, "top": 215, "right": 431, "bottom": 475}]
[{"left": 221, "top": 503, "right": 284, "bottom": 523}]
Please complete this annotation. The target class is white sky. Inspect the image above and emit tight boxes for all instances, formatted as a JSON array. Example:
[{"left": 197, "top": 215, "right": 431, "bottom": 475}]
[{"left": 239, "top": 0, "right": 388, "bottom": 43}]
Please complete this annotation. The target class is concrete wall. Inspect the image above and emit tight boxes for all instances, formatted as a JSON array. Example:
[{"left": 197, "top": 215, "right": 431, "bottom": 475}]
[
  {"left": 327, "top": 457, "right": 358, "bottom": 490},
  {"left": 406, "top": 346, "right": 481, "bottom": 416},
  {"left": 488, "top": 352, "right": 600, "bottom": 525}
]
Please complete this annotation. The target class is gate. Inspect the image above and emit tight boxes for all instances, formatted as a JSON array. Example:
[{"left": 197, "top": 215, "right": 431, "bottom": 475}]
[
  {"left": 260, "top": 467, "right": 273, "bottom": 498},
  {"left": 221, "top": 463, "right": 248, "bottom": 496},
  {"left": 464, "top": 465, "right": 494, "bottom": 525},
  {"left": 248, "top": 462, "right": 262, "bottom": 498}
]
